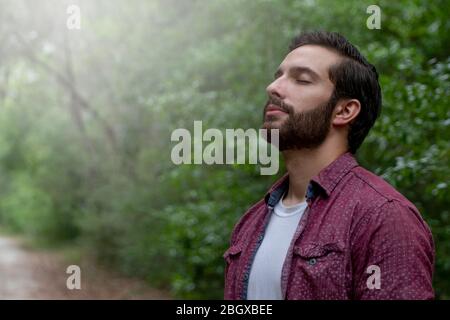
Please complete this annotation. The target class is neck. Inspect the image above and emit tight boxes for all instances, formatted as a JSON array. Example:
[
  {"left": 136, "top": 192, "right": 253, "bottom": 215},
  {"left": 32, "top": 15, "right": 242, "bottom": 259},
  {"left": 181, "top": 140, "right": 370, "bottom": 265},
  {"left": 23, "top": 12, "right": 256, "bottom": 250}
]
[{"left": 281, "top": 139, "right": 347, "bottom": 206}]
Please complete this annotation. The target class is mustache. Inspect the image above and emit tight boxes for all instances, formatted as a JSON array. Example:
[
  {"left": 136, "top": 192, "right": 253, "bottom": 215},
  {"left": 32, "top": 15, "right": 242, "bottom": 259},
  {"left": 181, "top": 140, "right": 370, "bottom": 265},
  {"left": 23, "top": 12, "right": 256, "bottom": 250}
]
[{"left": 264, "top": 96, "right": 293, "bottom": 114}]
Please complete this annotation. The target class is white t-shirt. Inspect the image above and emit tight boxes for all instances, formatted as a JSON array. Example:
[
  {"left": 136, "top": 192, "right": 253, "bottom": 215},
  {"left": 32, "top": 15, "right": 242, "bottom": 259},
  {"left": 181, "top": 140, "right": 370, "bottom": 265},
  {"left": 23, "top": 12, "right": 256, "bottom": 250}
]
[{"left": 247, "top": 196, "right": 307, "bottom": 300}]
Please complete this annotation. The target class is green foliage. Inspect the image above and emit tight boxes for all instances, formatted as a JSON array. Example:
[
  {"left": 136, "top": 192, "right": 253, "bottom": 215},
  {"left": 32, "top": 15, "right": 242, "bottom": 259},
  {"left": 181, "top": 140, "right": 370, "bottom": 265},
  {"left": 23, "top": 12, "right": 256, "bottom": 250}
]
[{"left": 0, "top": 0, "right": 448, "bottom": 299}]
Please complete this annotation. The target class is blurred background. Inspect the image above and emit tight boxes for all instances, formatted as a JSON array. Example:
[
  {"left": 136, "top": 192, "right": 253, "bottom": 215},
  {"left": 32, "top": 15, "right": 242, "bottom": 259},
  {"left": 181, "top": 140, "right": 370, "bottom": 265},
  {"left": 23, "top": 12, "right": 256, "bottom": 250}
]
[{"left": 0, "top": 0, "right": 448, "bottom": 299}]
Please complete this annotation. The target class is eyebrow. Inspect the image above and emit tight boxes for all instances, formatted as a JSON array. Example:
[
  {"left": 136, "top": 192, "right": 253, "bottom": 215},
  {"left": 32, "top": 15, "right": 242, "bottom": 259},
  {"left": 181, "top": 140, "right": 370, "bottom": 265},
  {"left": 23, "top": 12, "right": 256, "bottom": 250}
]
[{"left": 274, "top": 66, "right": 320, "bottom": 81}]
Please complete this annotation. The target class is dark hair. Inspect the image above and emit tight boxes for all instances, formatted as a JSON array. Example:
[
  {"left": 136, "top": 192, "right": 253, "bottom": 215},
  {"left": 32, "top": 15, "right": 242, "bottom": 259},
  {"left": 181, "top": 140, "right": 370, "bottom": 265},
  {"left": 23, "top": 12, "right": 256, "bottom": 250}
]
[{"left": 288, "top": 31, "right": 382, "bottom": 154}]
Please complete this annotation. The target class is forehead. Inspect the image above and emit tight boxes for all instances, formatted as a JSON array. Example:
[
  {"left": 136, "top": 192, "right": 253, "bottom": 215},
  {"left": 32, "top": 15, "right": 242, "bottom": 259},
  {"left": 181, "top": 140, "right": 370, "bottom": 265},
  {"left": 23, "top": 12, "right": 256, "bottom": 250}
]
[{"left": 279, "top": 45, "right": 342, "bottom": 79}]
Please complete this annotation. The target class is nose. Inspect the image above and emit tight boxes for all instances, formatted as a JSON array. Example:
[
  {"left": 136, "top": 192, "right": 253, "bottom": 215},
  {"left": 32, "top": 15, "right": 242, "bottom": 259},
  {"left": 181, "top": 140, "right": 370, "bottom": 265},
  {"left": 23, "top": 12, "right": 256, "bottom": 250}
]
[{"left": 266, "top": 77, "right": 284, "bottom": 100}]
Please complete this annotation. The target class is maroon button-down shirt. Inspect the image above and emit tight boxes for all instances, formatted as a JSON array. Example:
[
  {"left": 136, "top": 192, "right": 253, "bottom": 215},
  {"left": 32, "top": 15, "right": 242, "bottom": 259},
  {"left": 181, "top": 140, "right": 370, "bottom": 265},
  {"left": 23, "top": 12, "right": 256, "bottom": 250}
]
[{"left": 224, "top": 152, "right": 435, "bottom": 300}]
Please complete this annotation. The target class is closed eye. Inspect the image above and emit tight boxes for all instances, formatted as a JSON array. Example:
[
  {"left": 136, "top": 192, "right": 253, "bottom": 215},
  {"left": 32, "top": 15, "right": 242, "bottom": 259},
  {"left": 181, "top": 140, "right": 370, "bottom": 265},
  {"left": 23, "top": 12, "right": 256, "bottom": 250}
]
[{"left": 296, "top": 79, "right": 311, "bottom": 84}]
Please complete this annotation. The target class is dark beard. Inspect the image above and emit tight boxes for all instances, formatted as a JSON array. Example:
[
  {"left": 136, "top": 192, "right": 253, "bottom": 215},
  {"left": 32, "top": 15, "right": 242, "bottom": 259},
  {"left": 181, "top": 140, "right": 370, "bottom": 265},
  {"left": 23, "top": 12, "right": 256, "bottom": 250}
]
[{"left": 262, "top": 93, "right": 337, "bottom": 151}]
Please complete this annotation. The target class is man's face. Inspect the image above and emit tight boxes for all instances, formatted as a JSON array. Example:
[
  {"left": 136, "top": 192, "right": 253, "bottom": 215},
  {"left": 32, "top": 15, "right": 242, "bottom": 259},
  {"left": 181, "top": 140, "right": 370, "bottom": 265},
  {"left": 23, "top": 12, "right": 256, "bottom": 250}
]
[{"left": 262, "top": 45, "right": 342, "bottom": 151}]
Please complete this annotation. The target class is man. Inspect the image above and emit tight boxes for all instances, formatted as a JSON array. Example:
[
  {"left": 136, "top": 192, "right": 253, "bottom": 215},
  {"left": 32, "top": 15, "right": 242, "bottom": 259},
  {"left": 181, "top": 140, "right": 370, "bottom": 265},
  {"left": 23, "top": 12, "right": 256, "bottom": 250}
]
[{"left": 223, "top": 31, "right": 434, "bottom": 300}]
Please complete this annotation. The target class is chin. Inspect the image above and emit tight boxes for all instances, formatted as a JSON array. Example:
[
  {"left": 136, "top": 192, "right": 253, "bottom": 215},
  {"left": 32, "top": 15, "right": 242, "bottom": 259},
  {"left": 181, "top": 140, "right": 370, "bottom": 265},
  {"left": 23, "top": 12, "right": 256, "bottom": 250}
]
[{"left": 263, "top": 119, "right": 283, "bottom": 130}]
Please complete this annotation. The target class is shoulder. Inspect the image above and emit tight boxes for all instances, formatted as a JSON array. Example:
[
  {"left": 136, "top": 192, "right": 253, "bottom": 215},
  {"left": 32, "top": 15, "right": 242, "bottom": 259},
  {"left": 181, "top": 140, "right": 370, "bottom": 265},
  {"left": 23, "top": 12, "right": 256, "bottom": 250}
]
[
  {"left": 346, "top": 166, "right": 433, "bottom": 243},
  {"left": 350, "top": 165, "right": 416, "bottom": 207},
  {"left": 229, "top": 198, "right": 265, "bottom": 245},
  {"left": 229, "top": 174, "right": 289, "bottom": 245},
  {"left": 350, "top": 193, "right": 433, "bottom": 255}
]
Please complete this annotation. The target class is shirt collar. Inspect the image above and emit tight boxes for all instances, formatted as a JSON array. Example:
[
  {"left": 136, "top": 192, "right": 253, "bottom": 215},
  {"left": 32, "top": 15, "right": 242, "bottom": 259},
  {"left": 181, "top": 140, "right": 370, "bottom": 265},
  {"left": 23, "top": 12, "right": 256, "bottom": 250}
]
[
  {"left": 310, "top": 152, "right": 359, "bottom": 197},
  {"left": 264, "top": 152, "right": 359, "bottom": 207}
]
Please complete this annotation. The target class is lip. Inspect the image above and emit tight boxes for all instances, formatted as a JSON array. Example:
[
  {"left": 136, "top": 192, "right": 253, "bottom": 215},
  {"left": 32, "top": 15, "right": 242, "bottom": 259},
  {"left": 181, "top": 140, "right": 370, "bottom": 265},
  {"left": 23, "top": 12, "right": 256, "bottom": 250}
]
[{"left": 266, "top": 104, "right": 287, "bottom": 115}]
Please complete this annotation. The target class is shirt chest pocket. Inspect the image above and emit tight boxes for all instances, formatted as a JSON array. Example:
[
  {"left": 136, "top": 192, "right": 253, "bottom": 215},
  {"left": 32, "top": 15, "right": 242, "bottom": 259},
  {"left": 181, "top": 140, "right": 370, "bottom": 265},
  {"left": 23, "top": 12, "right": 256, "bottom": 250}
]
[
  {"left": 290, "top": 241, "right": 347, "bottom": 298},
  {"left": 223, "top": 242, "right": 244, "bottom": 284},
  {"left": 294, "top": 241, "right": 344, "bottom": 261},
  {"left": 223, "top": 243, "right": 243, "bottom": 264}
]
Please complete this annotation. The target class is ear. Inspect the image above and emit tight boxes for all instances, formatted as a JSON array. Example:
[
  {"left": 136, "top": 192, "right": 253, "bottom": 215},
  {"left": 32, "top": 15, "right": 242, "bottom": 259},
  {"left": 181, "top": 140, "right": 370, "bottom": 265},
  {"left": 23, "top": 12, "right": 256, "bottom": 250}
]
[{"left": 332, "top": 99, "right": 361, "bottom": 126}]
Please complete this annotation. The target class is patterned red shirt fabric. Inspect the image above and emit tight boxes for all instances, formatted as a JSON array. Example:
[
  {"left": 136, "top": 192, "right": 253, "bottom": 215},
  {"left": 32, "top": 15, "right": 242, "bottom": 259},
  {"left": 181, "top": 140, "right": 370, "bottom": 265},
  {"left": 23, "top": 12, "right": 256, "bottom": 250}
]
[{"left": 224, "top": 152, "right": 435, "bottom": 300}]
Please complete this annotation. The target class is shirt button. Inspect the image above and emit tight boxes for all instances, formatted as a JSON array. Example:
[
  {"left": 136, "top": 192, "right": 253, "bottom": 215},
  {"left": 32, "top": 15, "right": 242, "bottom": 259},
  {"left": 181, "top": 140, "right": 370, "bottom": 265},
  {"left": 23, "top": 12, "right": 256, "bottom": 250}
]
[
  {"left": 243, "top": 273, "right": 249, "bottom": 280},
  {"left": 308, "top": 258, "right": 317, "bottom": 266}
]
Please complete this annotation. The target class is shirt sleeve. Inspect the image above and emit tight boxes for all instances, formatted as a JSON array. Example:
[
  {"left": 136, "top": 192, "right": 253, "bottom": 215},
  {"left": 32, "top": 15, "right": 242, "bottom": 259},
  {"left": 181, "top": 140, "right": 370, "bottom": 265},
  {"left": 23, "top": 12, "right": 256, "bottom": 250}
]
[{"left": 351, "top": 199, "right": 435, "bottom": 300}]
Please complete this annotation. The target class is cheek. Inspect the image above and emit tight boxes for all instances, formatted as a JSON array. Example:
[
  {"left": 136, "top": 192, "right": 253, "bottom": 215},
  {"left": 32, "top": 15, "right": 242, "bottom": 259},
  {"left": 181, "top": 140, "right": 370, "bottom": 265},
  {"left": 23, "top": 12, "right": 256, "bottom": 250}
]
[{"left": 291, "top": 86, "right": 332, "bottom": 110}]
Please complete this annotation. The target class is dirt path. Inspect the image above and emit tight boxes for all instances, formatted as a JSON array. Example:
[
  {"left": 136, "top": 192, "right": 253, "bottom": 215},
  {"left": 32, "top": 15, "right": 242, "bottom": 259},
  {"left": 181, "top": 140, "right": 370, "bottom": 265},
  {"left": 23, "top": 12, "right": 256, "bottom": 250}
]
[{"left": 0, "top": 235, "right": 172, "bottom": 299}]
